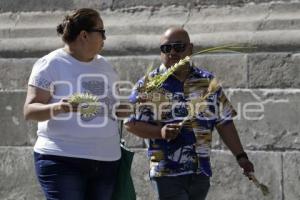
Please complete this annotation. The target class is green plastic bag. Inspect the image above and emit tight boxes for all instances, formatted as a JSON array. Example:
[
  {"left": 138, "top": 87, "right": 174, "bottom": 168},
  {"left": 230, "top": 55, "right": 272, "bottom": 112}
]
[{"left": 112, "top": 144, "right": 136, "bottom": 200}]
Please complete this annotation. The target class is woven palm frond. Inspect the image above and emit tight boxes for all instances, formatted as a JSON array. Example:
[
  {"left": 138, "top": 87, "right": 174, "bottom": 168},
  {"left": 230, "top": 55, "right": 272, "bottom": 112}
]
[{"left": 69, "top": 93, "right": 99, "bottom": 118}]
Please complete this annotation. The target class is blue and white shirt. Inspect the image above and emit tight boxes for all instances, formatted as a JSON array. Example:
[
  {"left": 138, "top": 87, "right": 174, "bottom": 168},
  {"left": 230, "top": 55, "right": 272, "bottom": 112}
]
[{"left": 129, "top": 64, "right": 237, "bottom": 178}]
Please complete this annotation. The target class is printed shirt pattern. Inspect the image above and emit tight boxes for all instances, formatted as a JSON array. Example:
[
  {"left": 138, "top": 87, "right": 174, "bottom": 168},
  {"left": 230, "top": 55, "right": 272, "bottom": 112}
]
[{"left": 129, "top": 65, "right": 237, "bottom": 178}]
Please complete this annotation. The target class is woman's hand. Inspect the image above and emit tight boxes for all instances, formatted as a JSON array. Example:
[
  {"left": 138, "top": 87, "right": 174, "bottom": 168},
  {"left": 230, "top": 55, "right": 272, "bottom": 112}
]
[{"left": 53, "top": 99, "right": 78, "bottom": 114}]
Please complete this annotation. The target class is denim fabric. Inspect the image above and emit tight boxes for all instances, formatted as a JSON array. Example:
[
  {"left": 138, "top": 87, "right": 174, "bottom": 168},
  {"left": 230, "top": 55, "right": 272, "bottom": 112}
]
[
  {"left": 151, "top": 174, "right": 210, "bottom": 200},
  {"left": 34, "top": 152, "right": 119, "bottom": 200}
]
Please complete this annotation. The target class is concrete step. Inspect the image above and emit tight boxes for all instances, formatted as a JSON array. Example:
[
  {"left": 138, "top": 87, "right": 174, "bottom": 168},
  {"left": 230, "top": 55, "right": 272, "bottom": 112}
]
[
  {"left": 1, "top": 3, "right": 300, "bottom": 57},
  {"left": 112, "top": 0, "right": 300, "bottom": 10},
  {"left": 2, "top": 31, "right": 300, "bottom": 57},
  {"left": 0, "top": 0, "right": 298, "bottom": 13},
  {"left": 0, "top": 0, "right": 112, "bottom": 13},
  {"left": 1, "top": 7, "right": 300, "bottom": 37}
]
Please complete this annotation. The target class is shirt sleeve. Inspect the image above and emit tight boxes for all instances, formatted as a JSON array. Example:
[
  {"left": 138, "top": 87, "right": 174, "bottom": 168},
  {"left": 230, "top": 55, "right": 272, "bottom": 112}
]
[
  {"left": 128, "top": 78, "right": 144, "bottom": 104},
  {"left": 28, "top": 58, "right": 54, "bottom": 91},
  {"left": 215, "top": 88, "right": 237, "bottom": 126},
  {"left": 126, "top": 77, "right": 156, "bottom": 124}
]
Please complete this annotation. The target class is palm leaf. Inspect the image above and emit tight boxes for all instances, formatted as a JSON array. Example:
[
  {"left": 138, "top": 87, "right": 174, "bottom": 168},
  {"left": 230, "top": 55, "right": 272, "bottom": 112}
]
[{"left": 139, "top": 44, "right": 253, "bottom": 94}]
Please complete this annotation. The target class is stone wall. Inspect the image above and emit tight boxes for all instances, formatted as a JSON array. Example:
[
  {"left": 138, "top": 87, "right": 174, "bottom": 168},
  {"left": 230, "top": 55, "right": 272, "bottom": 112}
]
[{"left": 0, "top": 1, "right": 299, "bottom": 200}]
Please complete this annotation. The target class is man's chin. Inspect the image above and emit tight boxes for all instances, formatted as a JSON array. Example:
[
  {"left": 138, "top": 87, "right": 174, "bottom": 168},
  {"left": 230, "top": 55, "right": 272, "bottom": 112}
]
[{"left": 169, "top": 60, "right": 180, "bottom": 67}]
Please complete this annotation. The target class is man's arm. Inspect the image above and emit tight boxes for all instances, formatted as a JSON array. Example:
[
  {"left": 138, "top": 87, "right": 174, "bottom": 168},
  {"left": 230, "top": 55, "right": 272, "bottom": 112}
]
[
  {"left": 216, "top": 121, "right": 244, "bottom": 156},
  {"left": 124, "top": 121, "right": 162, "bottom": 139},
  {"left": 216, "top": 121, "right": 254, "bottom": 177},
  {"left": 125, "top": 121, "right": 181, "bottom": 140}
]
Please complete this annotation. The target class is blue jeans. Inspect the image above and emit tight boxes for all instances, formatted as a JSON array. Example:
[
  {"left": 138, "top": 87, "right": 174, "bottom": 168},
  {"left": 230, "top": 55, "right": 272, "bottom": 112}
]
[
  {"left": 34, "top": 152, "right": 119, "bottom": 200},
  {"left": 151, "top": 174, "right": 210, "bottom": 200}
]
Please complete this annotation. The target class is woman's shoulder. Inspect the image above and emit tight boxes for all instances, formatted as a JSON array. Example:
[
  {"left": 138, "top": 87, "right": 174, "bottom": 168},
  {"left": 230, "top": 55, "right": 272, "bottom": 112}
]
[
  {"left": 95, "top": 54, "right": 110, "bottom": 65},
  {"left": 34, "top": 49, "right": 66, "bottom": 68},
  {"left": 95, "top": 55, "right": 116, "bottom": 71},
  {"left": 38, "top": 48, "right": 64, "bottom": 61},
  {"left": 45, "top": 48, "right": 66, "bottom": 63}
]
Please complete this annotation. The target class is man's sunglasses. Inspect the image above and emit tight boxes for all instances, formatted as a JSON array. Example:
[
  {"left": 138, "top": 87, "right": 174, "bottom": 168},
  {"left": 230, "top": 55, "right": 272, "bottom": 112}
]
[
  {"left": 160, "top": 43, "right": 186, "bottom": 53},
  {"left": 87, "top": 28, "right": 106, "bottom": 38}
]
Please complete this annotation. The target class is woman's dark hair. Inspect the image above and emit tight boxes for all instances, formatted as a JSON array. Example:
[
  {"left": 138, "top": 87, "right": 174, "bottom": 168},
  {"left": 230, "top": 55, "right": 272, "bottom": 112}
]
[{"left": 56, "top": 8, "right": 101, "bottom": 43}]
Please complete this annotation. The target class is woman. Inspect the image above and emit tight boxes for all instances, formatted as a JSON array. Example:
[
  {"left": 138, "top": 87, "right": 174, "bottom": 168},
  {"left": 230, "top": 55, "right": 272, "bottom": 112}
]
[{"left": 23, "top": 8, "right": 121, "bottom": 200}]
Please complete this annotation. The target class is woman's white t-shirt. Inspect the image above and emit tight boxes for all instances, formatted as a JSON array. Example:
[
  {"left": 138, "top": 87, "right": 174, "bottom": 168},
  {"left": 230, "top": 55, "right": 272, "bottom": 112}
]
[{"left": 28, "top": 48, "right": 121, "bottom": 161}]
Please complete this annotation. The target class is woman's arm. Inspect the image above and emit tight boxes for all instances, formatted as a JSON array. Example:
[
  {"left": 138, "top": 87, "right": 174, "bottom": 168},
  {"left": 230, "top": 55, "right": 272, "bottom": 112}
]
[{"left": 23, "top": 86, "right": 73, "bottom": 121}]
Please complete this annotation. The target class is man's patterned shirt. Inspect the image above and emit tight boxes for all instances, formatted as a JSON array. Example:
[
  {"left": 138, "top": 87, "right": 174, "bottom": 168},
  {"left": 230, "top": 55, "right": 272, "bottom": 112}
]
[{"left": 129, "top": 65, "right": 237, "bottom": 178}]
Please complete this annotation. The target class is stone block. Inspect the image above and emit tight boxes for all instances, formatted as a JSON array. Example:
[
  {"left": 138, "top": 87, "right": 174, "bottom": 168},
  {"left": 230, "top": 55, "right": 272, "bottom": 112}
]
[
  {"left": 225, "top": 89, "right": 300, "bottom": 150},
  {"left": 192, "top": 54, "right": 247, "bottom": 88},
  {"left": 129, "top": 149, "right": 284, "bottom": 200},
  {"left": 0, "top": 56, "right": 156, "bottom": 90},
  {"left": 131, "top": 149, "right": 155, "bottom": 200},
  {"left": 0, "top": 54, "right": 246, "bottom": 90},
  {"left": 248, "top": 53, "right": 300, "bottom": 88},
  {"left": 0, "top": 58, "right": 36, "bottom": 90},
  {"left": 108, "top": 56, "right": 160, "bottom": 84},
  {"left": 283, "top": 152, "right": 300, "bottom": 200},
  {"left": 4, "top": 53, "right": 299, "bottom": 91},
  {"left": 207, "top": 150, "right": 282, "bottom": 200},
  {"left": 0, "top": 91, "right": 144, "bottom": 147},
  {"left": 0, "top": 91, "right": 37, "bottom": 146},
  {"left": 0, "top": 147, "right": 152, "bottom": 200},
  {"left": 0, "top": 147, "right": 290, "bottom": 200},
  {"left": 122, "top": 127, "right": 145, "bottom": 148},
  {"left": 0, "top": 147, "right": 43, "bottom": 200},
  {"left": 110, "top": 54, "right": 248, "bottom": 88}
]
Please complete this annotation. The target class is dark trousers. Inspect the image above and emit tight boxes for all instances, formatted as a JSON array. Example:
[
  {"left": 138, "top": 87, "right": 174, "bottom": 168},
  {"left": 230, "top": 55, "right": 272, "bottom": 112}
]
[
  {"left": 151, "top": 174, "right": 210, "bottom": 200},
  {"left": 34, "top": 152, "right": 119, "bottom": 200}
]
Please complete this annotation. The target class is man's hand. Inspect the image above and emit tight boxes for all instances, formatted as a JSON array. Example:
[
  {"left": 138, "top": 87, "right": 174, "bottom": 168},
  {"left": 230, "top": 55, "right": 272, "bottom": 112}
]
[
  {"left": 161, "top": 123, "right": 181, "bottom": 140},
  {"left": 238, "top": 157, "right": 255, "bottom": 179}
]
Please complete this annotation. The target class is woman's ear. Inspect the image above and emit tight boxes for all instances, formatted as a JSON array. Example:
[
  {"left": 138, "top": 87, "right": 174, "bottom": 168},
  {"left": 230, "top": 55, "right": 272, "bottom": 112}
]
[
  {"left": 79, "top": 30, "right": 88, "bottom": 40},
  {"left": 188, "top": 43, "right": 194, "bottom": 55}
]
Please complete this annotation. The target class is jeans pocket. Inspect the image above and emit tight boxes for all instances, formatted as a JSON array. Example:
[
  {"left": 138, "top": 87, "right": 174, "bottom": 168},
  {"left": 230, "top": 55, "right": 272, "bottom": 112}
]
[{"left": 34, "top": 153, "right": 64, "bottom": 175}]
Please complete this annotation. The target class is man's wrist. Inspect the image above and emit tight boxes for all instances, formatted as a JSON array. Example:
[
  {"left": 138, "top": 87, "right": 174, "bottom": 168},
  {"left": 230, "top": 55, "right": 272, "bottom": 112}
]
[{"left": 235, "top": 152, "right": 249, "bottom": 162}]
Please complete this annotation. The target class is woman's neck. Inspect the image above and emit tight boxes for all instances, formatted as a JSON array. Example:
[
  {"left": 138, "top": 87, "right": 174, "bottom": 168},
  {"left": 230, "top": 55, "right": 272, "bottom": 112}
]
[{"left": 64, "top": 45, "right": 94, "bottom": 62}]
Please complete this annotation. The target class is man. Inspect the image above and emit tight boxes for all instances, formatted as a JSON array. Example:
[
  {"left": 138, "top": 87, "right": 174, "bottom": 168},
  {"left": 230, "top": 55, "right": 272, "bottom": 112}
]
[{"left": 125, "top": 27, "right": 254, "bottom": 200}]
